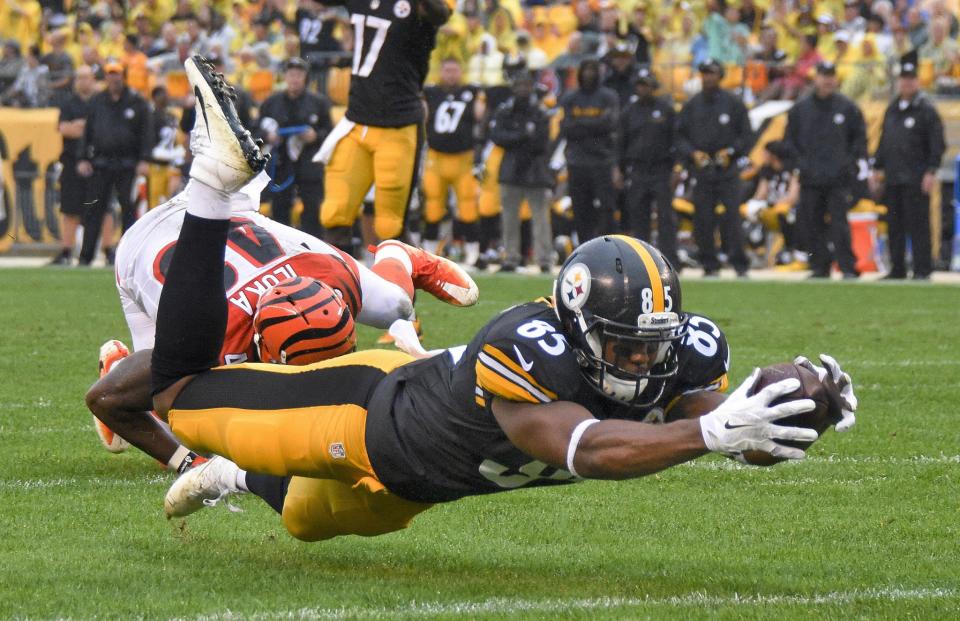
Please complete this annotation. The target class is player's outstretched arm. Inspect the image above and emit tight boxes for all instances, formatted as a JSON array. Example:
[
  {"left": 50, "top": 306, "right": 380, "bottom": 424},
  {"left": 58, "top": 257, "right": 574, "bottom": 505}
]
[
  {"left": 419, "top": 0, "right": 451, "bottom": 26},
  {"left": 491, "top": 398, "right": 708, "bottom": 480},
  {"left": 491, "top": 373, "right": 819, "bottom": 479}
]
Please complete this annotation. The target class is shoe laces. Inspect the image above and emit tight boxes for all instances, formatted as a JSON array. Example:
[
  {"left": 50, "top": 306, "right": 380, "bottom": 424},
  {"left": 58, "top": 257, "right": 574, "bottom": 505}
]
[{"left": 201, "top": 488, "right": 243, "bottom": 513}]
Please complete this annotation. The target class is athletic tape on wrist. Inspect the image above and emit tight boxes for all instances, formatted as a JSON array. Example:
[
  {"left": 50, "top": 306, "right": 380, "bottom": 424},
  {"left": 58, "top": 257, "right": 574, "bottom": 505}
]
[{"left": 566, "top": 418, "right": 600, "bottom": 478}]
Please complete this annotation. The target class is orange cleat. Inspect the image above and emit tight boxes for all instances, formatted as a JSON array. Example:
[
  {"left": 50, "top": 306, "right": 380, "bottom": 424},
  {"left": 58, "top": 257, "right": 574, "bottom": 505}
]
[
  {"left": 374, "top": 240, "right": 479, "bottom": 307},
  {"left": 93, "top": 340, "right": 131, "bottom": 453}
]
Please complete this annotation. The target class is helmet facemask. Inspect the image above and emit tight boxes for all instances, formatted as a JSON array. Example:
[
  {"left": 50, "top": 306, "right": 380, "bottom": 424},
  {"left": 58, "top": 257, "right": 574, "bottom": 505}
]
[{"left": 576, "top": 310, "right": 688, "bottom": 408}]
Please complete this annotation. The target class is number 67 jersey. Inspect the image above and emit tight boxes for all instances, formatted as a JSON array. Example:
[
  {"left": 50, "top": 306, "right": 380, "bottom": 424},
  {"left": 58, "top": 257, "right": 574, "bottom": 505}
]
[
  {"left": 364, "top": 297, "right": 730, "bottom": 504},
  {"left": 114, "top": 187, "right": 364, "bottom": 364}
]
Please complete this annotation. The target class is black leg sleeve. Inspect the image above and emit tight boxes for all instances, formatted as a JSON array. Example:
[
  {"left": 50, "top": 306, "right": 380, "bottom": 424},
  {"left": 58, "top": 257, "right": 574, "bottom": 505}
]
[
  {"left": 151, "top": 213, "right": 230, "bottom": 395},
  {"left": 245, "top": 473, "right": 292, "bottom": 515}
]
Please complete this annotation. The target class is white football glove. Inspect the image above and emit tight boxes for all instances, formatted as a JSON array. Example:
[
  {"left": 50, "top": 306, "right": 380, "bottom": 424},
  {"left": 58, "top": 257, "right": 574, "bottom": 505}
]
[
  {"left": 699, "top": 369, "right": 819, "bottom": 461},
  {"left": 793, "top": 354, "right": 858, "bottom": 432}
]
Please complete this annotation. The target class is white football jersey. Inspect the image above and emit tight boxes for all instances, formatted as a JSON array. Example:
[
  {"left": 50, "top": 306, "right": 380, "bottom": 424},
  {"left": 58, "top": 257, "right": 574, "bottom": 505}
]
[{"left": 115, "top": 178, "right": 365, "bottom": 363}]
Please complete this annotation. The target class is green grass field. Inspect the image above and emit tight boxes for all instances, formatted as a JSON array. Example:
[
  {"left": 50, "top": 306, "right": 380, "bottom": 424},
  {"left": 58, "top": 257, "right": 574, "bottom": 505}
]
[{"left": 1, "top": 268, "right": 959, "bottom": 620}]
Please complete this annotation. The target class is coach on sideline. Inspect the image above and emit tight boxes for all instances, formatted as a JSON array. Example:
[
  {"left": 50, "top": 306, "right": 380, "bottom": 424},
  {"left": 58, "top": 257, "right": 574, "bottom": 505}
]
[
  {"left": 871, "top": 51, "right": 946, "bottom": 281},
  {"left": 784, "top": 61, "right": 866, "bottom": 280}
]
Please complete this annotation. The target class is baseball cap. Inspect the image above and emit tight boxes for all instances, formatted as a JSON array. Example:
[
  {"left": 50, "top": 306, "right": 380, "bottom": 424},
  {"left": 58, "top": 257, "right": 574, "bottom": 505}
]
[
  {"left": 636, "top": 66, "right": 658, "bottom": 86},
  {"left": 900, "top": 50, "right": 919, "bottom": 77},
  {"left": 698, "top": 58, "right": 723, "bottom": 74},
  {"left": 816, "top": 60, "right": 837, "bottom": 76},
  {"left": 104, "top": 60, "right": 124, "bottom": 74},
  {"left": 285, "top": 56, "right": 309, "bottom": 71}
]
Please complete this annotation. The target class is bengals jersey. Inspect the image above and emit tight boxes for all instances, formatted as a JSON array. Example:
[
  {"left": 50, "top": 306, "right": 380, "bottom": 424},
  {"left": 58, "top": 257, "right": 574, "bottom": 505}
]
[
  {"left": 365, "top": 298, "right": 729, "bottom": 503},
  {"left": 424, "top": 85, "right": 478, "bottom": 153},
  {"left": 328, "top": 0, "right": 438, "bottom": 127},
  {"left": 114, "top": 184, "right": 363, "bottom": 364}
]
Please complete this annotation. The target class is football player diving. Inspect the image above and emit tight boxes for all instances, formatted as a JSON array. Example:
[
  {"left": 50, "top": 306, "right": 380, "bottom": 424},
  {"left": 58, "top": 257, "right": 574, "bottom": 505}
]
[
  {"left": 85, "top": 57, "right": 479, "bottom": 476},
  {"left": 152, "top": 58, "right": 857, "bottom": 542}
]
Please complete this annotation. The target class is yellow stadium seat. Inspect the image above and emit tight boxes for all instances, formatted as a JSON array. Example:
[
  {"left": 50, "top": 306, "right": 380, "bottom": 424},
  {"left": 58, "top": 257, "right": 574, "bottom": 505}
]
[
  {"left": 249, "top": 70, "right": 275, "bottom": 103},
  {"left": 721, "top": 64, "right": 744, "bottom": 90},
  {"left": 165, "top": 71, "right": 190, "bottom": 100},
  {"left": 919, "top": 59, "right": 935, "bottom": 89},
  {"left": 668, "top": 65, "right": 692, "bottom": 100}
]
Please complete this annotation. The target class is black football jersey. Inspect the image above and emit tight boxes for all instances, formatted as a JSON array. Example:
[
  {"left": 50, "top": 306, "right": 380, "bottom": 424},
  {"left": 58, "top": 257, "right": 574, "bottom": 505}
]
[
  {"left": 424, "top": 85, "right": 478, "bottom": 153},
  {"left": 326, "top": 0, "right": 437, "bottom": 127},
  {"left": 365, "top": 298, "right": 730, "bottom": 503}
]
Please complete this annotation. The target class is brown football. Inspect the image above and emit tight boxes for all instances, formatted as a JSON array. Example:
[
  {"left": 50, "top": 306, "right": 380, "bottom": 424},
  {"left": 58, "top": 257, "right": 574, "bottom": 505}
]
[{"left": 741, "top": 362, "right": 844, "bottom": 466}]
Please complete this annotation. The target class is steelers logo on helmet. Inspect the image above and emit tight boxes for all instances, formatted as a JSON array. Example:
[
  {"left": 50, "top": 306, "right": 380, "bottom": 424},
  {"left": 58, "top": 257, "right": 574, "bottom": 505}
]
[
  {"left": 559, "top": 262, "right": 591, "bottom": 311},
  {"left": 394, "top": 0, "right": 411, "bottom": 18},
  {"left": 253, "top": 277, "right": 357, "bottom": 365},
  {"left": 554, "top": 235, "right": 688, "bottom": 409}
]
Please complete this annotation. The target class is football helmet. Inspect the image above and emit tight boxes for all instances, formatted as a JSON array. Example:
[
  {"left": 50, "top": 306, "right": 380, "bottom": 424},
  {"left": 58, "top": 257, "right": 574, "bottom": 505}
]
[
  {"left": 253, "top": 277, "right": 356, "bottom": 365},
  {"left": 554, "top": 235, "right": 687, "bottom": 408}
]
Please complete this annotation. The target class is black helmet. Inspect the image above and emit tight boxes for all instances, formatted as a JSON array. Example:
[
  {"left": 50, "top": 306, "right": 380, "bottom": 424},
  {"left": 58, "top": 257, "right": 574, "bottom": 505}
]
[{"left": 553, "top": 235, "right": 687, "bottom": 408}]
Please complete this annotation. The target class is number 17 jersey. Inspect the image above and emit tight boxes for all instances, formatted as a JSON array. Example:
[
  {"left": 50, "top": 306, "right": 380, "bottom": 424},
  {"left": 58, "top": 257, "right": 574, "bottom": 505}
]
[{"left": 331, "top": 0, "right": 438, "bottom": 127}]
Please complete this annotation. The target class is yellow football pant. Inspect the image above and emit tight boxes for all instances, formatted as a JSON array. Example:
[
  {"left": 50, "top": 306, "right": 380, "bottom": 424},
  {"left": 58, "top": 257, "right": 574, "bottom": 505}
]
[
  {"left": 167, "top": 350, "right": 433, "bottom": 541},
  {"left": 422, "top": 149, "right": 479, "bottom": 224},
  {"left": 321, "top": 123, "right": 422, "bottom": 240}
]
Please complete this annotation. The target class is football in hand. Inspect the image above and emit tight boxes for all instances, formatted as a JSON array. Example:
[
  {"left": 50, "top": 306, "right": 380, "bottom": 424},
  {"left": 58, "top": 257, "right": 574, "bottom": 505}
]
[{"left": 741, "top": 362, "right": 844, "bottom": 466}]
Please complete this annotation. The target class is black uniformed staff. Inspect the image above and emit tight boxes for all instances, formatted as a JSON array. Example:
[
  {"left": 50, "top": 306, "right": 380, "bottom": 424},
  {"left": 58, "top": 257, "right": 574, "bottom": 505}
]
[
  {"left": 872, "top": 52, "right": 946, "bottom": 281},
  {"left": 784, "top": 61, "right": 866, "bottom": 280},
  {"left": 676, "top": 59, "right": 750, "bottom": 277},
  {"left": 77, "top": 61, "right": 153, "bottom": 266},
  {"left": 51, "top": 65, "right": 96, "bottom": 266},
  {"left": 560, "top": 58, "right": 620, "bottom": 244},
  {"left": 618, "top": 67, "right": 678, "bottom": 269},
  {"left": 259, "top": 57, "right": 333, "bottom": 238}
]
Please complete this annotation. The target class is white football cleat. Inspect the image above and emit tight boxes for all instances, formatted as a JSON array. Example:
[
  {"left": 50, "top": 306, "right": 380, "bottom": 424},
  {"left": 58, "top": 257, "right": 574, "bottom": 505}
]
[
  {"left": 94, "top": 339, "right": 130, "bottom": 453},
  {"left": 185, "top": 55, "right": 268, "bottom": 193},
  {"left": 164, "top": 456, "right": 244, "bottom": 519}
]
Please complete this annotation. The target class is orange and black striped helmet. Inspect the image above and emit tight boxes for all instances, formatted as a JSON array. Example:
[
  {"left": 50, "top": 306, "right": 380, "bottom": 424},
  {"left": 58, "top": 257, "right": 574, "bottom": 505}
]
[
  {"left": 253, "top": 277, "right": 356, "bottom": 365},
  {"left": 553, "top": 235, "right": 687, "bottom": 409}
]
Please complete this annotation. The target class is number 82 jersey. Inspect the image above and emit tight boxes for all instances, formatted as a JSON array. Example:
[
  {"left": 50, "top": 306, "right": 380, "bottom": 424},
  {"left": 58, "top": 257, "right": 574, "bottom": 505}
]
[{"left": 364, "top": 298, "right": 730, "bottom": 504}]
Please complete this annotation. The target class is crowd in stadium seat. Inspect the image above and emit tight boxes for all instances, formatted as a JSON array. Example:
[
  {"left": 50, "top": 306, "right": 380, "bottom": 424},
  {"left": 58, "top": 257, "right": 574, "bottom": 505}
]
[{"left": 0, "top": 0, "right": 955, "bottom": 274}]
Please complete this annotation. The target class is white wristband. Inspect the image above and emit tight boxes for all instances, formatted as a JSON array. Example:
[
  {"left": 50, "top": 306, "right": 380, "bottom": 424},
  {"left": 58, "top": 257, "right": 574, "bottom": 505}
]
[{"left": 566, "top": 418, "right": 600, "bottom": 478}]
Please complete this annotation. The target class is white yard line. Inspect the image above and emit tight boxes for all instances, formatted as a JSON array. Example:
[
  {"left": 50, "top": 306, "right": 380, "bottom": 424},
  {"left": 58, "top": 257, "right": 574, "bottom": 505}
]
[
  {"left": 187, "top": 587, "right": 958, "bottom": 620},
  {"left": 0, "top": 475, "right": 168, "bottom": 490}
]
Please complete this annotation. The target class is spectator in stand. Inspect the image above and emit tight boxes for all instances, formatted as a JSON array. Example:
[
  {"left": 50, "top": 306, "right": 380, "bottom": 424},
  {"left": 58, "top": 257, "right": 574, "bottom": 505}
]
[
  {"left": 872, "top": 52, "right": 946, "bottom": 280},
  {"left": 658, "top": 12, "right": 696, "bottom": 67},
  {"left": 50, "top": 65, "right": 97, "bottom": 266},
  {"left": 467, "top": 34, "right": 505, "bottom": 86},
  {"left": 864, "top": 14, "right": 894, "bottom": 59},
  {"left": 784, "top": 61, "right": 866, "bottom": 280},
  {"left": 620, "top": 4, "right": 652, "bottom": 65},
  {"left": 778, "top": 33, "right": 822, "bottom": 100},
  {"left": 149, "top": 33, "right": 194, "bottom": 77},
  {"left": 2, "top": 44, "right": 49, "bottom": 107},
  {"left": 42, "top": 28, "right": 74, "bottom": 106},
  {"left": 551, "top": 31, "right": 587, "bottom": 73},
  {"left": 919, "top": 17, "right": 960, "bottom": 81},
  {"left": 602, "top": 41, "right": 636, "bottom": 108},
  {"left": 929, "top": 0, "right": 959, "bottom": 39},
  {"left": 259, "top": 57, "right": 331, "bottom": 238},
  {"left": 703, "top": 1, "right": 750, "bottom": 66},
  {"left": 905, "top": 7, "right": 928, "bottom": 50},
  {"left": 842, "top": 34, "right": 887, "bottom": 101},
  {"left": 489, "top": 70, "right": 553, "bottom": 272},
  {"left": 618, "top": 67, "right": 678, "bottom": 268},
  {"left": 739, "top": 0, "right": 765, "bottom": 31},
  {"left": 149, "top": 23, "right": 179, "bottom": 58},
  {"left": 840, "top": 0, "right": 867, "bottom": 35},
  {"left": 512, "top": 30, "right": 548, "bottom": 71},
  {"left": 560, "top": 58, "right": 619, "bottom": 245},
  {"left": 77, "top": 60, "right": 152, "bottom": 266},
  {"left": 0, "top": 40, "right": 24, "bottom": 94},
  {"left": 752, "top": 24, "right": 787, "bottom": 99},
  {"left": 676, "top": 59, "right": 750, "bottom": 277}
]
